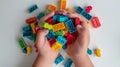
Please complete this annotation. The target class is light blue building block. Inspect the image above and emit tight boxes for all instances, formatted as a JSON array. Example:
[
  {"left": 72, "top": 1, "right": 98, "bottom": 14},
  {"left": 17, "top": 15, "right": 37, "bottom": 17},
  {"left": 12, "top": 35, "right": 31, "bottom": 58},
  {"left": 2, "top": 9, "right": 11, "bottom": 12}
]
[
  {"left": 55, "top": 55, "right": 64, "bottom": 65},
  {"left": 81, "top": 11, "right": 92, "bottom": 20},
  {"left": 64, "top": 58, "right": 73, "bottom": 67},
  {"left": 76, "top": 6, "right": 84, "bottom": 14},
  {"left": 37, "top": 12, "right": 44, "bottom": 20},
  {"left": 46, "top": 30, "right": 55, "bottom": 40},
  {"left": 65, "top": 19, "right": 76, "bottom": 34},
  {"left": 87, "top": 48, "right": 92, "bottom": 55},
  {"left": 28, "top": 5, "right": 38, "bottom": 13},
  {"left": 23, "top": 25, "right": 31, "bottom": 31},
  {"left": 56, "top": 36, "right": 66, "bottom": 46},
  {"left": 58, "top": 16, "right": 69, "bottom": 22}
]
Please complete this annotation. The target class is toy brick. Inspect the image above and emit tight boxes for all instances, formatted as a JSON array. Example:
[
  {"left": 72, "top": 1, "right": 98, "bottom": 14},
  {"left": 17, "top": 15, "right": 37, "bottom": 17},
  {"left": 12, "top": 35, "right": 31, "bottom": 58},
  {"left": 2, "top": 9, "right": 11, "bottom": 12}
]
[
  {"left": 23, "top": 31, "right": 33, "bottom": 37},
  {"left": 35, "top": 26, "right": 40, "bottom": 34},
  {"left": 23, "top": 25, "right": 31, "bottom": 32},
  {"left": 48, "top": 4, "right": 57, "bottom": 11},
  {"left": 33, "top": 33, "right": 36, "bottom": 42},
  {"left": 55, "top": 55, "right": 64, "bottom": 64},
  {"left": 76, "top": 6, "right": 84, "bottom": 14},
  {"left": 87, "top": 48, "right": 92, "bottom": 55},
  {"left": 64, "top": 58, "right": 73, "bottom": 67},
  {"left": 30, "top": 22, "right": 36, "bottom": 34},
  {"left": 51, "top": 42, "right": 62, "bottom": 50},
  {"left": 81, "top": 11, "right": 92, "bottom": 20},
  {"left": 75, "top": 18, "right": 81, "bottom": 26},
  {"left": 71, "top": 31, "right": 78, "bottom": 38},
  {"left": 22, "top": 48, "right": 27, "bottom": 54},
  {"left": 48, "top": 37, "right": 56, "bottom": 46},
  {"left": 66, "top": 8, "right": 73, "bottom": 11},
  {"left": 45, "top": 17, "right": 55, "bottom": 25},
  {"left": 95, "top": 48, "right": 101, "bottom": 57},
  {"left": 26, "top": 46, "right": 32, "bottom": 55},
  {"left": 58, "top": 16, "right": 69, "bottom": 22},
  {"left": 53, "top": 22, "right": 66, "bottom": 32},
  {"left": 65, "top": 19, "right": 76, "bottom": 33},
  {"left": 55, "top": 30, "right": 65, "bottom": 36},
  {"left": 18, "top": 38, "right": 27, "bottom": 49},
  {"left": 62, "top": 44, "right": 67, "bottom": 50},
  {"left": 37, "top": 12, "right": 44, "bottom": 20},
  {"left": 85, "top": 6, "right": 92, "bottom": 13},
  {"left": 56, "top": 36, "right": 66, "bottom": 46},
  {"left": 46, "top": 30, "right": 55, "bottom": 39},
  {"left": 26, "top": 17, "right": 37, "bottom": 24},
  {"left": 91, "top": 16, "right": 101, "bottom": 28},
  {"left": 27, "top": 35, "right": 33, "bottom": 40},
  {"left": 66, "top": 34, "right": 75, "bottom": 45},
  {"left": 60, "top": 0, "right": 67, "bottom": 10},
  {"left": 43, "top": 10, "right": 49, "bottom": 15},
  {"left": 42, "top": 22, "right": 53, "bottom": 30},
  {"left": 53, "top": 15, "right": 60, "bottom": 21},
  {"left": 28, "top": 5, "right": 38, "bottom": 13}
]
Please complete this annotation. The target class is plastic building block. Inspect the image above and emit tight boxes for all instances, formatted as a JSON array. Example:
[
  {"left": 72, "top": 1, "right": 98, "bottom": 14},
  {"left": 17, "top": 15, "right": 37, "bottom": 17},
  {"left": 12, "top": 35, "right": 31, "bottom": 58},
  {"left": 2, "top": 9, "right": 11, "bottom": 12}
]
[
  {"left": 76, "top": 6, "right": 84, "bottom": 14},
  {"left": 34, "top": 44, "right": 38, "bottom": 53},
  {"left": 42, "top": 22, "right": 53, "bottom": 30},
  {"left": 60, "top": 0, "right": 67, "bottom": 10},
  {"left": 85, "top": 6, "right": 92, "bottom": 13},
  {"left": 37, "top": 12, "right": 44, "bottom": 20},
  {"left": 58, "top": 16, "right": 68, "bottom": 22},
  {"left": 23, "top": 25, "right": 31, "bottom": 31},
  {"left": 66, "top": 34, "right": 75, "bottom": 45},
  {"left": 65, "top": 19, "right": 76, "bottom": 33},
  {"left": 35, "top": 26, "right": 40, "bottom": 34},
  {"left": 66, "top": 8, "right": 73, "bottom": 11},
  {"left": 27, "top": 36, "right": 33, "bottom": 40},
  {"left": 75, "top": 17, "right": 81, "bottom": 26},
  {"left": 48, "top": 4, "right": 57, "bottom": 11},
  {"left": 53, "top": 15, "right": 60, "bottom": 21},
  {"left": 22, "top": 48, "right": 27, "bottom": 53},
  {"left": 87, "top": 48, "right": 92, "bottom": 55},
  {"left": 26, "top": 46, "right": 32, "bottom": 55},
  {"left": 95, "top": 48, "right": 101, "bottom": 57},
  {"left": 28, "top": 5, "right": 38, "bottom": 13},
  {"left": 71, "top": 31, "right": 78, "bottom": 38},
  {"left": 46, "top": 30, "right": 55, "bottom": 39},
  {"left": 23, "top": 31, "right": 33, "bottom": 37},
  {"left": 53, "top": 22, "right": 66, "bottom": 32},
  {"left": 48, "top": 37, "right": 56, "bottom": 46},
  {"left": 81, "top": 11, "right": 92, "bottom": 20},
  {"left": 18, "top": 38, "right": 27, "bottom": 49},
  {"left": 55, "top": 55, "right": 64, "bottom": 64},
  {"left": 51, "top": 42, "right": 62, "bottom": 50},
  {"left": 91, "top": 16, "right": 101, "bottom": 28},
  {"left": 64, "top": 58, "right": 73, "bottom": 67},
  {"left": 56, "top": 36, "right": 66, "bottom": 45},
  {"left": 55, "top": 30, "right": 65, "bottom": 36},
  {"left": 43, "top": 10, "right": 49, "bottom": 15},
  {"left": 45, "top": 17, "right": 55, "bottom": 25},
  {"left": 26, "top": 17, "right": 37, "bottom": 24},
  {"left": 30, "top": 22, "right": 36, "bottom": 33},
  {"left": 62, "top": 44, "right": 67, "bottom": 50},
  {"left": 33, "top": 33, "right": 36, "bottom": 42},
  {"left": 63, "top": 27, "right": 68, "bottom": 34}
]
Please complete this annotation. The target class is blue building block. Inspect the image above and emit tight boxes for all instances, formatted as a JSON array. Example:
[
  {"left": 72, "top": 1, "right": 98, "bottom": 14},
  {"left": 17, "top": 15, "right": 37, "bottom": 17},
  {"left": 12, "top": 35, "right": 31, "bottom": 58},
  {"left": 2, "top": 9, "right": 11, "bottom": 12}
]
[
  {"left": 81, "top": 11, "right": 92, "bottom": 20},
  {"left": 37, "top": 12, "right": 44, "bottom": 20},
  {"left": 62, "top": 44, "right": 67, "bottom": 50},
  {"left": 64, "top": 58, "right": 73, "bottom": 67},
  {"left": 23, "top": 25, "right": 31, "bottom": 31},
  {"left": 28, "top": 5, "right": 38, "bottom": 13},
  {"left": 76, "top": 6, "right": 84, "bottom": 14},
  {"left": 27, "top": 36, "right": 33, "bottom": 40},
  {"left": 87, "top": 48, "right": 92, "bottom": 55},
  {"left": 58, "top": 16, "right": 69, "bottom": 22},
  {"left": 53, "top": 15, "right": 60, "bottom": 21},
  {"left": 22, "top": 48, "right": 27, "bottom": 53},
  {"left": 65, "top": 19, "right": 76, "bottom": 34},
  {"left": 55, "top": 55, "right": 64, "bottom": 65},
  {"left": 46, "top": 30, "right": 55, "bottom": 40},
  {"left": 56, "top": 36, "right": 66, "bottom": 46},
  {"left": 23, "top": 31, "right": 33, "bottom": 37}
]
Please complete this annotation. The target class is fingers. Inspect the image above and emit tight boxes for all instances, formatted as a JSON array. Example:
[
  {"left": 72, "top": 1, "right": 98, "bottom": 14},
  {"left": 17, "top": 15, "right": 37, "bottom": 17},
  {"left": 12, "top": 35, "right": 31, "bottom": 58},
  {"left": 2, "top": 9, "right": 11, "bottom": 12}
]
[{"left": 76, "top": 22, "right": 88, "bottom": 33}]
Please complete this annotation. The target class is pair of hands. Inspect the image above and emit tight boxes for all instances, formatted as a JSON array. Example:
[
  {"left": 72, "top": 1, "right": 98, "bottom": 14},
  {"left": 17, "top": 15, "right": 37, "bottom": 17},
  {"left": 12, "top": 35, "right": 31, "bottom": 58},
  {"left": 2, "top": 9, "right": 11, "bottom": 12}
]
[{"left": 36, "top": 10, "right": 90, "bottom": 62}]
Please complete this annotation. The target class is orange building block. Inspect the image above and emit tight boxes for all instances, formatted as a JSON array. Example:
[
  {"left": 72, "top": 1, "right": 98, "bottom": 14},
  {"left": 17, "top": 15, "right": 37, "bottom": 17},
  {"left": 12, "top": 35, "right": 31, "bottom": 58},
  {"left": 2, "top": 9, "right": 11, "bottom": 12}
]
[
  {"left": 51, "top": 42, "right": 62, "bottom": 50},
  {"left": 53, "top": 22, "right": 66, "bottom": 32},
  {"left": 26, "top": 17, "right": 37, "bottom": 24},
  {"left": 48, "top": 4, "right": 57, "bottom": 11},
  {"left": 60, "top": 0, "right": 67, "bottom": 10},
  {"left": 30, "top": 22, "right": 36, "bottom": 33}
]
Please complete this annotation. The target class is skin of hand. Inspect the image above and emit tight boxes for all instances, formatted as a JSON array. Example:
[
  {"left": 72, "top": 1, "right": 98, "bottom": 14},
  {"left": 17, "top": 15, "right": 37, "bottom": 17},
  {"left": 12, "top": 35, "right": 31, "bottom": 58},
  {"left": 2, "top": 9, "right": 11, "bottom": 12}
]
[
  {"left": 33, "top": 11, "right": 59, "bottom": 67},
  {"left": 56, "top": 10, "right": 94, "bottom": 67}
]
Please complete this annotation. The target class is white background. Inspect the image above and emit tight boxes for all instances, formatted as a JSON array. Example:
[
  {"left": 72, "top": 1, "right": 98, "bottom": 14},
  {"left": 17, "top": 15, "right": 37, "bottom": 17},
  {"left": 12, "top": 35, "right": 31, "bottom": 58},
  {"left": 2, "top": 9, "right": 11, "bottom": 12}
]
[{"left": 0, "top": 0, "right": 120, "bottom": 67}]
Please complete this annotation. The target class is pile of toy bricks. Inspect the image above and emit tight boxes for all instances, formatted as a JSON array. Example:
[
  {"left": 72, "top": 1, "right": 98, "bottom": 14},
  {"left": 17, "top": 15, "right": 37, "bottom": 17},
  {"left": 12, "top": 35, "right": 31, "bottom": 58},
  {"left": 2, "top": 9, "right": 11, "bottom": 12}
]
[{"left": 17, "top": 0, "right": 102, "bottom": 66}]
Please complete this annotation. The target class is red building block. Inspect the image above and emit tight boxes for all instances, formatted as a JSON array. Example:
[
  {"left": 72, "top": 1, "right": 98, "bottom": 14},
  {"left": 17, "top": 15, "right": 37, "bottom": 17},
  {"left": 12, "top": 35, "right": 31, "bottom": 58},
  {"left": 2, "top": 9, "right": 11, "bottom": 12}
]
[
  {"left": 75, "top": 18, "right": 81, "bottom": 26},
  {"left": 91, "top": 16, "right": 101, "bottom": 28},
  {"left": 34, "top": 44, "right": 38, "bottom": 53},
  {"left": 66, "top": 34, "right": 75, "bottom": 45},
  {"left": 26, "top": 17, "right": 37, "bottom": 24},
  {"left": 85, "top": 6, "right": 92, "bottom": 13},
  {"left": 48, "top": 38, "right": 56, "bottom": 46},
  {"left": 45, "top": 17, "right": 55, "bottom": 25},
  {"left": 71, "top": 31, "right": 78, "bottom": 38},
  {"left": 35, "top": 26, "right": 40, "bottom": 34}
]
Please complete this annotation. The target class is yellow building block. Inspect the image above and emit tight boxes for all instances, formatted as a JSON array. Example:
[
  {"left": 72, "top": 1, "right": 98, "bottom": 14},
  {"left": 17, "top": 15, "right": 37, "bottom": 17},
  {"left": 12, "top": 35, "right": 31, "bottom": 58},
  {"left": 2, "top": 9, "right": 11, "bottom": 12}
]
[
  {"left": 66, "top": 8, "right": 73, "bottom": 11},
  {"left": 42, "top": 22, "right": 53, "bottom": 30},
  {"left": 60, "top": 0, "right": 67, "bottom": 10},
  {"left": 26, "top": 46, "right": 32, "bottom": 55},
  {"left": 30, "top": 22, "right": 36, "bottom": 33},
  {"left": 51, "top": 42, "right": 62, "bottom": 50},
  {"left": 95, "top": 48, "right": 101, "bottom": 57},
  {"left": 53, "top": 22, "right": 66, "bottom": 32},
  {"left": 48, "top": 4, "right": 57, "bottom": 11},
  {"left": 63, "top": 27, "right": 68, "bottom": 34}
]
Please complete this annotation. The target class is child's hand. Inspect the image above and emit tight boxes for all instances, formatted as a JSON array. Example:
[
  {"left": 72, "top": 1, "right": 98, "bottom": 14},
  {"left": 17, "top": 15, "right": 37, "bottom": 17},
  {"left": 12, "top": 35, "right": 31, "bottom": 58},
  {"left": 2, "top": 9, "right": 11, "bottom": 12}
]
[{"left": 56, "top": 10, "right": 90, "bottom": 58}]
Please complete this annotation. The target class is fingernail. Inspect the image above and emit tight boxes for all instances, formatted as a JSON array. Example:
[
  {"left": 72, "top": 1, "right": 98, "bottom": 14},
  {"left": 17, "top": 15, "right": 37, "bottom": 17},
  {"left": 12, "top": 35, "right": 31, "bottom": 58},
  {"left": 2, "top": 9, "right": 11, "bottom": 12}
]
[{"left": 77, "top": 25, "right": 82, "bottom": 29}]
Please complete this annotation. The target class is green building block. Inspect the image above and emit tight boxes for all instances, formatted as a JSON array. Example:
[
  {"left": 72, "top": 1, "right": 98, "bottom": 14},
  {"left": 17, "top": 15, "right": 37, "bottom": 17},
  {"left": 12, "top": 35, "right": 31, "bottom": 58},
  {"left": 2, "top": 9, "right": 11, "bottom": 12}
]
[
  {"left": 18, "top": 38, "right": 27, "bottom": 49},
  {"left": 43, "top": 10, "right": 49, "bottom": 15},
  {"left": 55, "top": 30, "right": 65, "bottom": 36},
  {"left": 33, "top": 33, "right": 37, "bottom": 42},
  {"left": 42, "top": 22, "right": 53, "bottom": 30}
]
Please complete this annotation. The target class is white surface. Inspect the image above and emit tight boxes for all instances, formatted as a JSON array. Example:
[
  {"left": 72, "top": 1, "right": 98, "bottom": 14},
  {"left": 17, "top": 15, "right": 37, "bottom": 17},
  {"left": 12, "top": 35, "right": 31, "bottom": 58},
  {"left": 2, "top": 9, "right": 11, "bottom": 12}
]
[{"left": 0, "top": 0, "right": 120, "bottom": 67}]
